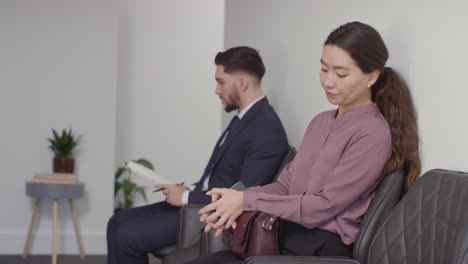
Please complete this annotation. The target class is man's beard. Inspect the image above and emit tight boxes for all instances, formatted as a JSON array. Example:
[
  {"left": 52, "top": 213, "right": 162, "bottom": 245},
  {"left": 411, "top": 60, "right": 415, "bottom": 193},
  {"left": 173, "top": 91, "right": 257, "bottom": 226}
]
[
  {"left": 224, "top": 90, "right": 241, "bottom": 113},
  {"left": 224, "top": 103, "right": 237, "bottom": 112}
]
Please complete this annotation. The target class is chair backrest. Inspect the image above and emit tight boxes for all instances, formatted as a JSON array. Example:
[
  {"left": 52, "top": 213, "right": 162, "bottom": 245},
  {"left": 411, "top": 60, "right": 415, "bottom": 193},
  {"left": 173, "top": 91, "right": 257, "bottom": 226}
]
[
  {"left": 199, "top": 146, "right": 296, "bottom": 257},
  {"left": 368, "top": 169, "right": 468, "bottom": 264},
  {"left": 353, "top": 169, "right": 404, "bottom": 264},
  {"left": 273, "top": 147, "right": 296, "bottom": 181}
]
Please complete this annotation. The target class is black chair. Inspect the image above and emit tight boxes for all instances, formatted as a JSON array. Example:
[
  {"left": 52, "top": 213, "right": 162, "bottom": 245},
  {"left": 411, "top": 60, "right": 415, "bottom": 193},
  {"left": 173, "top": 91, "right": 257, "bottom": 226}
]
[
  {"left": 161, "top": 147, "right": 297, "bottom": 264},
  {"left": 193, "top": 168, "right": 403, "bottom": 264},
  {"left": 151, "top": 203, "right": 205, "bottom": 258},
  {"left": 244, "top": 169, "right": 468, "bottom": 264},
  {"left": 196, "top": 168, "right": 403, "bottom": 263},
  {"left": 352, "top": 169, "right": 404, "bottom": 264}
]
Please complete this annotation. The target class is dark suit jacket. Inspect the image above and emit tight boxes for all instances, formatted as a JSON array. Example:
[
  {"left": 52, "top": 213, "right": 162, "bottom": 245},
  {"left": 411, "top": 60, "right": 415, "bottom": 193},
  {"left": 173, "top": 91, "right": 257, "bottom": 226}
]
[{"left": 188, "top": 97, "right": 288, "bottom": 204}]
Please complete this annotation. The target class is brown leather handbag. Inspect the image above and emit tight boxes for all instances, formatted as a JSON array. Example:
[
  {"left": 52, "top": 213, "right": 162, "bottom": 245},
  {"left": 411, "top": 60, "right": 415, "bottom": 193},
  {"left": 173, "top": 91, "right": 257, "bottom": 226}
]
[
  {"left": 230, "top": 210, "right": 280, "bottom": 258},
  {"left": 224, "top": 182, "right": 280, "bottom": 259}
]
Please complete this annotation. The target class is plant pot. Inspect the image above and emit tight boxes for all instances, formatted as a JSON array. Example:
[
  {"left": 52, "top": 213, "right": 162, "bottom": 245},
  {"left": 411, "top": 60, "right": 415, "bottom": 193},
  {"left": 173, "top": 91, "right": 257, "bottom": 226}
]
[{"left": 53, "top": 158, "right": 74, "bottom": 173}]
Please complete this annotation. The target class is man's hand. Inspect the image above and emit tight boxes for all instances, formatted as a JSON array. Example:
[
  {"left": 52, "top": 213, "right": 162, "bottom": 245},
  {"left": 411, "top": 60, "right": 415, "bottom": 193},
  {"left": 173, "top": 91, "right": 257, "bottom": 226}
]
[{"left": 155, "top": 184, "right": 190, "bottom": 207}]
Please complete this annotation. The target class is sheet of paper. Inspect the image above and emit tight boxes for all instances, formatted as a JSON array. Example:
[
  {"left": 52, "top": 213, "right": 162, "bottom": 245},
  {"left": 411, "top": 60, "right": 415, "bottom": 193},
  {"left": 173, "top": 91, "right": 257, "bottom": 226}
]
[{"left": 125, "top": 161, "right": 174, "bottom": 184}]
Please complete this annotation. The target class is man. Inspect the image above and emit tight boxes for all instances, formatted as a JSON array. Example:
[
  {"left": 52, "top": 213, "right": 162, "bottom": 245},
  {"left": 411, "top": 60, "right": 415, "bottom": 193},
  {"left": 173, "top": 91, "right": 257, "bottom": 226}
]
[{"left": 106, "top": 46, "right": 288, "bottom": 264}]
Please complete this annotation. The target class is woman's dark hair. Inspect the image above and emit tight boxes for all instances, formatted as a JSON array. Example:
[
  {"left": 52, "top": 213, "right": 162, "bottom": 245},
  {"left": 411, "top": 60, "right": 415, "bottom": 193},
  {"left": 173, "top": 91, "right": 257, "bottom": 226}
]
[
  {"left": 325, "top": 22, "right": 421, "bottom": 189},
  {"left": 215, "top": 46, "right": 265, "bottom": 82}
]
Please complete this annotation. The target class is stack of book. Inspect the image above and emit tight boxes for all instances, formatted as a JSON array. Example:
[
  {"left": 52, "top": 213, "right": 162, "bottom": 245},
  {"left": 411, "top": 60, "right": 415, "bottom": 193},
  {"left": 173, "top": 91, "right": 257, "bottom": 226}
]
[{"left": 33, "top": 173, "right": 77, "bottom": 184}]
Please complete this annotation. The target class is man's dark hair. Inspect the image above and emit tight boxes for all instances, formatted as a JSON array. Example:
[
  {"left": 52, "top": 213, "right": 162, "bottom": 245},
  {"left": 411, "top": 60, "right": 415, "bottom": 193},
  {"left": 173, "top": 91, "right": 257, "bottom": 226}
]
[{"left": 214, "top": 46, "right": 265, "bottom": 82}]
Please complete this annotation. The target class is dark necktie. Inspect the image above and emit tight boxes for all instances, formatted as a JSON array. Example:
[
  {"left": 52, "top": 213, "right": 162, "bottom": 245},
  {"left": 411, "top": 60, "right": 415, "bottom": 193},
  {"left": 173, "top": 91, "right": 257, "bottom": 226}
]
[
  {"left": 219, "top": 116, "right": 240, "bottom": 147},
  {"left": 194, "top": 116, "right": 240, "bottom": 191}
]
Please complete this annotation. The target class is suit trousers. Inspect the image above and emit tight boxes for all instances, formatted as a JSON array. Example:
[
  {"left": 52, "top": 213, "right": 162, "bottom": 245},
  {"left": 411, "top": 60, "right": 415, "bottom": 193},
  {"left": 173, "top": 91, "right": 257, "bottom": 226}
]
[
  {"left": 185, "top": 221, "right": 352, "bottom": 264},
  {"left": 107, "top": 202, "right": 180, "bottom": 264}
]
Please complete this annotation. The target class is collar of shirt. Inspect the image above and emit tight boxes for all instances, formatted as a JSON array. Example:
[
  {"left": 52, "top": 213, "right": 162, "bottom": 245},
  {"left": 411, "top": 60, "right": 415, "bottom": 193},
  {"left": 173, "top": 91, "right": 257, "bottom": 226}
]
[
  {"left": 237, "top": 95, "right": 265, "bottom": 120},
  {"left": 335, "top": 103, "right": 379, "bottom": 119}
]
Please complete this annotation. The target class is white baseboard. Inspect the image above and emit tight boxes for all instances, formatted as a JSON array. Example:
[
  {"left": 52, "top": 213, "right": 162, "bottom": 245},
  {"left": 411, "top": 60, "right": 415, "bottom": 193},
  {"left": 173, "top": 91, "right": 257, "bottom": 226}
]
[{"left": 0, "top": 229, "right": 106, "bottom": 254}]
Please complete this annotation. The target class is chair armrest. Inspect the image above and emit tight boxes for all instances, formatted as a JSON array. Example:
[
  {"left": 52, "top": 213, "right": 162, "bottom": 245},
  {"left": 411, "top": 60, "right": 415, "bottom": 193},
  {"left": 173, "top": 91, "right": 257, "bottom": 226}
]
[
  {"left": 177, "top": 204, "right": 205, "bottom": 248},
  {"left": 161, "top": 245, "right": 200, "bottom": 264},
  {"left": 199, "top": 228, "right": 231, "bottom": 256},
  {"left": 243, "top": 256, "right": 359, "bottom": 264}
]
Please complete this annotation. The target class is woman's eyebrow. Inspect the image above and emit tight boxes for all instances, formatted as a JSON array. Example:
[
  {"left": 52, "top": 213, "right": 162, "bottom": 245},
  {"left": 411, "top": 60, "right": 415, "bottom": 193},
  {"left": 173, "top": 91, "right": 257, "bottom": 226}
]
[{"left": 320, "top": 59, "right": 350, "bottom": 71}]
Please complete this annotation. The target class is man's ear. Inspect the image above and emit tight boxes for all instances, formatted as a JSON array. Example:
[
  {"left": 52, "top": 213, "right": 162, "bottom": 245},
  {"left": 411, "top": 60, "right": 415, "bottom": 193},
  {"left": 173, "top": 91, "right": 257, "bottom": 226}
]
[{"left": 238, "top": 75, "right": 249, "bottom": 91}]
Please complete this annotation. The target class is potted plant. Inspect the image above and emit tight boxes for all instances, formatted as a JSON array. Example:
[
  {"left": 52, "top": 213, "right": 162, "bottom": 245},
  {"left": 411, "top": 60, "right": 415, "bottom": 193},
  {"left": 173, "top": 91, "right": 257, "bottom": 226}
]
[
  {"left": 114, "top": 158, "right": 153, "bottom": 210},
  {"left": 47, "top": 128, "right": 81, "bottom": 173}
]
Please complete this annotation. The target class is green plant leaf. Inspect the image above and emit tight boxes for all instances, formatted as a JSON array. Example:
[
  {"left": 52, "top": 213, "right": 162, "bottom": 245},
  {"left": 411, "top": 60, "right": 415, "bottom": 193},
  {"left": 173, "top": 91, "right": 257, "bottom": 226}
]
[
  {"left": 52, "top": 129, "right": 60, "bottom": 141},
  {"left": 134, "top": 158, "right": 154, "bottom": 170},
  {"left": 124, "top": 199, "right": 133, "bottom": 208},
  {"left": 114, "top": 158, "right": 154, "bottom": 209},
  {"left": 116, "top": 201, "right": 123, "bottom": 208},
  {"left": 47, "top": 128, "right": 81, "bottom": 158},
  {"left": 115, "top": 167, "right": 127, "bottom": 180},
  {"left": 114, "top": 181, "right": 122, "bottom": 197},
  {"left": 121, "top": 179, "right": 136, "bottom": 198},
  {"left": 135, "top": 186, "right": 147, "bottom": 202},
  {"left": 123, "top": 183, "right": 134, "bottom": 208}
]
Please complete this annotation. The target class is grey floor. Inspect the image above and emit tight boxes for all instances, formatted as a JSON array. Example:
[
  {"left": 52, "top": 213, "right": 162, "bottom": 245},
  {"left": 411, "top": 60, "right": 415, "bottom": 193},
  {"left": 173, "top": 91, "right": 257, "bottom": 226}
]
[{"left": 0, "top": 255, "right": 161, "bottom": 264}]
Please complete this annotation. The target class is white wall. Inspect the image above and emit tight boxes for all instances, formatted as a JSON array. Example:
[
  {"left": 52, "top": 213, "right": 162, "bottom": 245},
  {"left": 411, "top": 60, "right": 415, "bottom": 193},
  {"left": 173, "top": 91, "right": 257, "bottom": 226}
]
[
  {"left": 4, "top": 0, "right": 466, "bottom": 256},
  {"left": 0, "top": 0, "right": 225, "bottom": 255},
  {"left": 0, "top": 0, "right": 117, "bottom": 254},
  {"left": 116, "top": 0, "right": 225, "bottom": 205},
  {"left": 225, "top": 0, "right": 468, "bottom": 174}
]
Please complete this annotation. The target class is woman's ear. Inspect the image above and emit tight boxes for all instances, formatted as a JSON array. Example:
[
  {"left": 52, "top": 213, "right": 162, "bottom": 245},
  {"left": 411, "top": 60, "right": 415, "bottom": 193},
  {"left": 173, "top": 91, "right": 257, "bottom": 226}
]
[{"left": 367, "top": 69, "right": 380, "bottom": 87}]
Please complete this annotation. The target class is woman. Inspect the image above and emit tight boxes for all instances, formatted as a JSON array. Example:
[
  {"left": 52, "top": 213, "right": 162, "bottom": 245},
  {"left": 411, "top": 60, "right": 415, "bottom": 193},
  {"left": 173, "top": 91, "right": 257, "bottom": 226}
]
[{"left": 189, "top": 21, "right": 421, "bottom": 263}]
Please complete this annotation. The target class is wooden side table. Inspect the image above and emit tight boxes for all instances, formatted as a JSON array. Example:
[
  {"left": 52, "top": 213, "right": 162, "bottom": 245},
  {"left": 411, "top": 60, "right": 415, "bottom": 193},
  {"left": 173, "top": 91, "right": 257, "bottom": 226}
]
[{"left": 23, "top": 182, "right": 85, "bottom": 264}]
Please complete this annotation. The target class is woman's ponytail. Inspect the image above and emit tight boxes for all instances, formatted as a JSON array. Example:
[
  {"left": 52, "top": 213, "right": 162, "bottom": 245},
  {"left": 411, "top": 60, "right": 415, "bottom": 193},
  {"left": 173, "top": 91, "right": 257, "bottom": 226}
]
[
  {"left": 325, "top": 22, "right": 421, "bottom": 189},
  {"left": 373, "top": 67, "right": 421, "bottom": 189}
]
